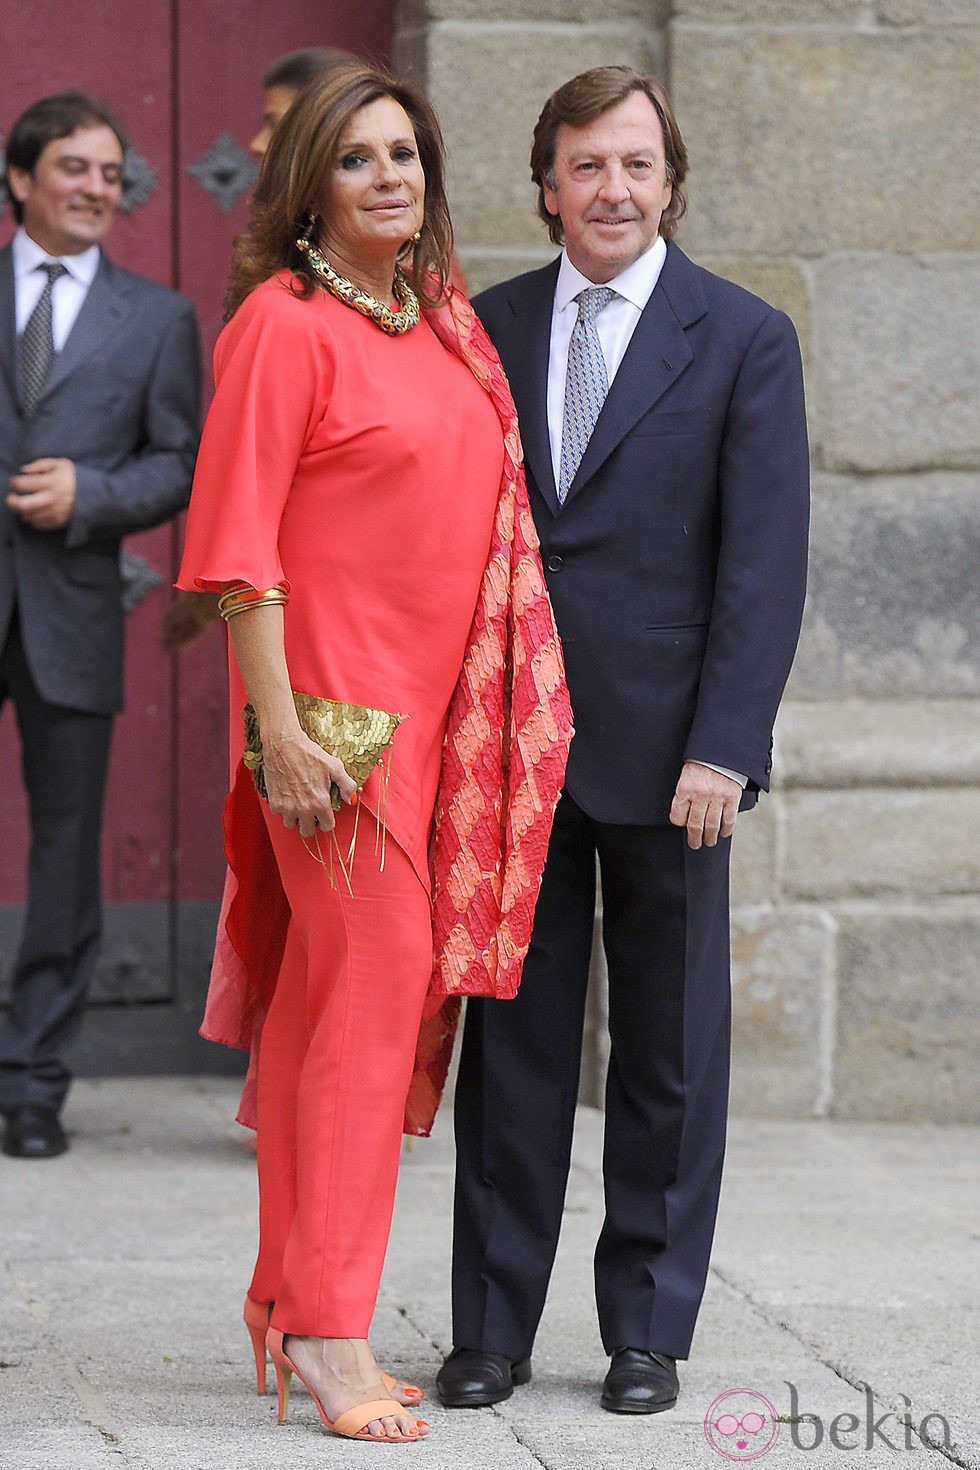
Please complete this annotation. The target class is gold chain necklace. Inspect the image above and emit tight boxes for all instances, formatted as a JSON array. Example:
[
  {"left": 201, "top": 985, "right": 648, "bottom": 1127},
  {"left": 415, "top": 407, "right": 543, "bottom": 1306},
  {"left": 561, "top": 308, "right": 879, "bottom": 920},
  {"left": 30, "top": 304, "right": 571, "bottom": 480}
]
[{"left": 295, "top": 237, "right": 419, "bottom": 335}]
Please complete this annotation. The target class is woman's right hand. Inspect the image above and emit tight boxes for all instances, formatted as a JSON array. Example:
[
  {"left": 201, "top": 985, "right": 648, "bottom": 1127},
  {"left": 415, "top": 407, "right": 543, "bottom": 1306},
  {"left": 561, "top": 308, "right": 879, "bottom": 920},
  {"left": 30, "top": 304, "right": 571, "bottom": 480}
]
[
  {"left": 260, "top": 727, "right": 358, "bottom": 837},
  {"left": 222, "top": 597, "right": 357, "bottom": 836}
]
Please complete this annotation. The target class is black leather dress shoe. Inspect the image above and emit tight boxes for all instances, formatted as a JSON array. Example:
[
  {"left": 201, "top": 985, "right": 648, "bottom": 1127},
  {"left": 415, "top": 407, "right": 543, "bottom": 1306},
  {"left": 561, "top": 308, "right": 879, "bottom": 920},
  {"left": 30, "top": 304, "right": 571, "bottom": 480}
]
[
  {"left": 436, "top": 1348, "right": 532, "bottom": 1407},
  {"left": 600, "top": 1348, "right": 679, "bottom": 1414},
  {"left": 2, "top": 1105, "right": 68, "bottom": 1159}
]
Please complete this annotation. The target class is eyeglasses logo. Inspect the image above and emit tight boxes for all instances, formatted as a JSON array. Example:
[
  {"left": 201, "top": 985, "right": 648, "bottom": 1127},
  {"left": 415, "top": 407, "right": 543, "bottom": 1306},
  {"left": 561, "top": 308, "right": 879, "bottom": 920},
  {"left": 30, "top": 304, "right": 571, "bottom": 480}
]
[{"left": 704, "top": 1389, "right": 780, "bottom": 1461}]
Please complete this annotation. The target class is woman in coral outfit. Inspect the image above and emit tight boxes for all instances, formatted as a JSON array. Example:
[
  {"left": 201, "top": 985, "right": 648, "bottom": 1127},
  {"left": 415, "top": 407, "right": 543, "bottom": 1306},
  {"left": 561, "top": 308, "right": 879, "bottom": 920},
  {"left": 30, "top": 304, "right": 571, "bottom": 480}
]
[{"left": 177, "top": 65, "right": 571, "bottom": 1445}]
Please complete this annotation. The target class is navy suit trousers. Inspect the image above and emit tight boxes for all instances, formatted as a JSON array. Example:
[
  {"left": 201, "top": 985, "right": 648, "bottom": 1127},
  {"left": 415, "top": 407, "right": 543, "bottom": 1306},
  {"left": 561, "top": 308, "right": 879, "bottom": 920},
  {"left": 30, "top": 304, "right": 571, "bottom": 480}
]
[{"left": 451, "top": 791, "right": 732, "bottom": 1361}]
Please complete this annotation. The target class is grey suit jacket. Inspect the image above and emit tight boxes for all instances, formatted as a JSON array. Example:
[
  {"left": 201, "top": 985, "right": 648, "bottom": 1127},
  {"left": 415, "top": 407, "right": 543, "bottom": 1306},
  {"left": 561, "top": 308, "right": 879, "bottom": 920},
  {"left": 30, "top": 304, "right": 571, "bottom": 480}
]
[{"left": 0, "top": 244, "right": 200, "bottom": 715}]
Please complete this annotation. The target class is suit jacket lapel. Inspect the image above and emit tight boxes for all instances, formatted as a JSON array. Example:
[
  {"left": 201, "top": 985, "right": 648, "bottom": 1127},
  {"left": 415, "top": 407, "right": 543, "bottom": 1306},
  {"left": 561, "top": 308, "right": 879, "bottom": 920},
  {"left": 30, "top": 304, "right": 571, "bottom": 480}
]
[
  {"left": 0, "top": 248, "right": 18, "bottom": 408},
  {"left": 562, "top": 242, "right": 707, "bottom": 507},
  {"left": 39, "top": 252, "right": 131, "bottom": 404},
  {"left": 497, "top": 261, "right": 560, "bottom": 515}
]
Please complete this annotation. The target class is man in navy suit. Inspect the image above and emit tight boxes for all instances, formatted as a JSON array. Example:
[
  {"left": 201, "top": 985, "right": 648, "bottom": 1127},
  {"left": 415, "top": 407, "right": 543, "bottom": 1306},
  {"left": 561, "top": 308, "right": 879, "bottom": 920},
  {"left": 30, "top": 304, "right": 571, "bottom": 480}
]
[
  {"left": 438, "top": 67, "right": 809, "bottom": 1413},
  {"left": 0, "top": 93, "right": 199, "bottom": 1158}
]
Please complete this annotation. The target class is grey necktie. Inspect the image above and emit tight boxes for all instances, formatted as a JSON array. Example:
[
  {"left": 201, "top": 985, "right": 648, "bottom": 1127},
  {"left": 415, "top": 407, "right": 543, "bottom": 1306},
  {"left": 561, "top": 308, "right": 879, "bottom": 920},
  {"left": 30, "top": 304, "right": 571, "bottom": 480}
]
[
  {"left": 20, "top": 261, "right": 68, "bottom": 418},
  {"left": 558, "top": 285, "right": 615, "bottom": 503}
]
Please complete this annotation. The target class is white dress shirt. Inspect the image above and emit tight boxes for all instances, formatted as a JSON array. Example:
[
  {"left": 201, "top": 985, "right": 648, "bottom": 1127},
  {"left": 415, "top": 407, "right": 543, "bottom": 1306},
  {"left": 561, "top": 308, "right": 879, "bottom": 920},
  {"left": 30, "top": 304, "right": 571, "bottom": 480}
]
[
  {"left": 545, "top": 236, "right": 746, "bottom": 792},
  {"left": 13, "top": 227, "right": 100, "bottom": 350},
  {"left": 546, "top": 236, "right": 667, "bottom": 480}
]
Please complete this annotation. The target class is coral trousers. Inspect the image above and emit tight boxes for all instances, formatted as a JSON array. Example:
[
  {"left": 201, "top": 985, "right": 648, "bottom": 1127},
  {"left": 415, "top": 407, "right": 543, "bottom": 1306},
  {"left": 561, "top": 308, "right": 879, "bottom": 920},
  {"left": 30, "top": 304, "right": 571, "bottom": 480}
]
[{"left": 248, "top": 803, "right": 433, "bottom": 1337}]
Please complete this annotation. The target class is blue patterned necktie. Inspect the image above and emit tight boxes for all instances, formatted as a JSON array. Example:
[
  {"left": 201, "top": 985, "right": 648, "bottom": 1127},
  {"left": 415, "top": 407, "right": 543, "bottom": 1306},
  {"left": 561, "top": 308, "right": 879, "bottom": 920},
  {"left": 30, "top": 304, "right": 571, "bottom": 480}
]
[
  {"left": 558, "top": 285, "right": 615, "bottom": 503},
  {"left": 20, "top": 261, "right": 68, "bottom": 418}
]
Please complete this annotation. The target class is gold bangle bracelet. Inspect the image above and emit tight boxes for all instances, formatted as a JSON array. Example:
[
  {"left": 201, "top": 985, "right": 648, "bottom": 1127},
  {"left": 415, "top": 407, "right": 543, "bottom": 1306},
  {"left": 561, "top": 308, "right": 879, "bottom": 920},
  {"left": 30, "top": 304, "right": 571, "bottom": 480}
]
[
  {"left": 220, "top": 594, "right": 288, "bottom": 620},
  {"left": 217, "top": 582, "right": 289, "bottom": 621}
]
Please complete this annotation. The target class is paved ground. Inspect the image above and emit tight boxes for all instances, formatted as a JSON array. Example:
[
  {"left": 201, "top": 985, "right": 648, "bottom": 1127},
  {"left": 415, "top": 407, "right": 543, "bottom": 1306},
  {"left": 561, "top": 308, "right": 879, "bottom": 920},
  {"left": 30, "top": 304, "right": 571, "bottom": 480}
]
[{"left": 1, "top": 1077, "right": 976, "bottom": 1468}]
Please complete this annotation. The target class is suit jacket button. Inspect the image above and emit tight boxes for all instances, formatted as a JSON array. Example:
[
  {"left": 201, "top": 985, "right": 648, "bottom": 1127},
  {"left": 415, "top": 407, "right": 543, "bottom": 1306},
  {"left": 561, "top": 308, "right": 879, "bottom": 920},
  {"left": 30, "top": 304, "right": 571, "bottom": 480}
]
[{"left": 547, "top": 554, "right": 563, "bottom": 572}]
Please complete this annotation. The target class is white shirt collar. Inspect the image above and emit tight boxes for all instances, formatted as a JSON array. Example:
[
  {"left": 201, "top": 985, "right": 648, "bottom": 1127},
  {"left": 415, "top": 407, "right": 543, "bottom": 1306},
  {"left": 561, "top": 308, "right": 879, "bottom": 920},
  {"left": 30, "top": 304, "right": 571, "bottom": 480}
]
[
  {"left": 555, "top": 235, "right": 668, "bottom": 313},
  {"left": 12, "top": 226, "right": 101, "bottom": 288}
]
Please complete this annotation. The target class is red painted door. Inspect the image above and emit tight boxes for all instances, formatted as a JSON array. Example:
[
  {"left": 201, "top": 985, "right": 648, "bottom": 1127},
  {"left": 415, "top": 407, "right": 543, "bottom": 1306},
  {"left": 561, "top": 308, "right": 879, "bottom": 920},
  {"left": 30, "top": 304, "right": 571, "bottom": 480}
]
[{"left": 0, "top": 0, "right": 393, "bottom": 1073}]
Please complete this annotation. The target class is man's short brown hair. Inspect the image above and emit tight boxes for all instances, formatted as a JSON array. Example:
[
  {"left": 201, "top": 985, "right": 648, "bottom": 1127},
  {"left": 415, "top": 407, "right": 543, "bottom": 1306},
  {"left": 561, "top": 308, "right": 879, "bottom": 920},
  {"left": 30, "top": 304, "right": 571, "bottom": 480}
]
[
  {"left": 4, "top": 92, "right": 127, "bottom": 225},
  {"left": 530, "top": 66, "right": 688, "bottom": 246}
]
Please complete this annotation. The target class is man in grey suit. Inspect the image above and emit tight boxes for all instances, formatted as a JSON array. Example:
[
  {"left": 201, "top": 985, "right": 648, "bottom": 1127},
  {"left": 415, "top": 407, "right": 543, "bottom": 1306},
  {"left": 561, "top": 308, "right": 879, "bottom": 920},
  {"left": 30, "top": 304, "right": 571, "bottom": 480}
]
[{"left": 0, "top": 93, "right": 200, "bottom": 1158}]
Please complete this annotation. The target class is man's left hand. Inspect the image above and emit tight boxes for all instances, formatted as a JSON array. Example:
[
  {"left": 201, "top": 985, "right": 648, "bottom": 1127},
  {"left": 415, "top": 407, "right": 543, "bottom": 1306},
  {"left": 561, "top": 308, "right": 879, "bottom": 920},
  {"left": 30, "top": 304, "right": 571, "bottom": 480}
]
[
  {"left": 7, "top": 458, "right": 77, "bottom": 530},
  {"left": 669, "top": 761, "right": 741, "bottom": 850}
]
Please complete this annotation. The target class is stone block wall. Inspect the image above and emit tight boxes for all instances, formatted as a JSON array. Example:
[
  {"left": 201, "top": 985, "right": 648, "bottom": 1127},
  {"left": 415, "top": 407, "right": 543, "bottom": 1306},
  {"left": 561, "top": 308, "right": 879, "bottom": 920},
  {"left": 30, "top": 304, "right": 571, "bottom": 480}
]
[{"left": 395, "top": 1, "right": 980, "bottom": 1122}]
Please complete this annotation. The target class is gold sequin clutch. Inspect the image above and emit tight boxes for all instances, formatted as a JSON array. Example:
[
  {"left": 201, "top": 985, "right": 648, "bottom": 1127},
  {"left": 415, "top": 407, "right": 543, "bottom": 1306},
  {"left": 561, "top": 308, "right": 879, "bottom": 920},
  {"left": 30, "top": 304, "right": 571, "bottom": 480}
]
[{"left": 242, "top": 692, "right": 402, "bottom": 809}]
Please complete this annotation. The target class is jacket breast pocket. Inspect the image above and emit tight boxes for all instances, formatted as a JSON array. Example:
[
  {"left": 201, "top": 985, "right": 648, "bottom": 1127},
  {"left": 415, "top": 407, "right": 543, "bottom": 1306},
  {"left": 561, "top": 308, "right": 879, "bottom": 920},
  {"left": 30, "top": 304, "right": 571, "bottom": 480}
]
[{"left": 644, "top": 621, "right": 711, "bottom": 635}]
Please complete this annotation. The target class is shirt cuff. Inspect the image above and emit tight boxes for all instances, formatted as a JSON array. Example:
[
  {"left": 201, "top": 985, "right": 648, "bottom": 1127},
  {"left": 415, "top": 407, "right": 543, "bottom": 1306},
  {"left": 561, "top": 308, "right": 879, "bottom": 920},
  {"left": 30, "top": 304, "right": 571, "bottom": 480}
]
[{"left": 697, "top": 761, "right": 748, "bottom": 789}]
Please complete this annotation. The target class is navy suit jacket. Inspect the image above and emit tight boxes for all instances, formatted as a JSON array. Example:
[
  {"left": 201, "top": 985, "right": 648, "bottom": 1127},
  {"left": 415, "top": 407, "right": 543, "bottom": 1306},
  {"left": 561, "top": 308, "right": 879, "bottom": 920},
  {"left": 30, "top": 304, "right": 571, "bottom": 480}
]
[
  {"left": 474, "top": 242, "right": 810, "bottom": 824},
  {"left": 0, "top": 245, "right": 200, "bottom": 715}
]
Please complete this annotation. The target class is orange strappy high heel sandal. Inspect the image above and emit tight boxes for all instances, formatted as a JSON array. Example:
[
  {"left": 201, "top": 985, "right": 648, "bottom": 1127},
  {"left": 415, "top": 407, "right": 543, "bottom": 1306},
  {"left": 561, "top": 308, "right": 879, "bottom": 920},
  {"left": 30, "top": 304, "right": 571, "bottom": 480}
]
[
  {"left": 266, "top": 1328, "right": 429, "bottom": 1443},
  {"left": 243, "top": 1297, "right": 424, "bottom": 1405}
]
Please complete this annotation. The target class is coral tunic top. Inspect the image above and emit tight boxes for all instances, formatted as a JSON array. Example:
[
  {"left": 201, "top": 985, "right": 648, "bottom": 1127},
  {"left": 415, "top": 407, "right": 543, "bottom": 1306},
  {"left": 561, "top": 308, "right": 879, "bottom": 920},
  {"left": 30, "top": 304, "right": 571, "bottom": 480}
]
[{"left": 178, "top": 273, "right": 504, "bottom": 887}]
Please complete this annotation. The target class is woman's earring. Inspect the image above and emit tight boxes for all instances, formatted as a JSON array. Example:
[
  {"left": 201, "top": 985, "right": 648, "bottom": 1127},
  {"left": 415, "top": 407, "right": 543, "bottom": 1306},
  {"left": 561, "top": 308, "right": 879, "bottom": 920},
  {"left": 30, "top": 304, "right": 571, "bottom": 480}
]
[
  {"left": 398, "top": 227, "right": 422, "bottom": 261},
  {"left": 296, "top": 211, "right": 319, "bottom": 257}
]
